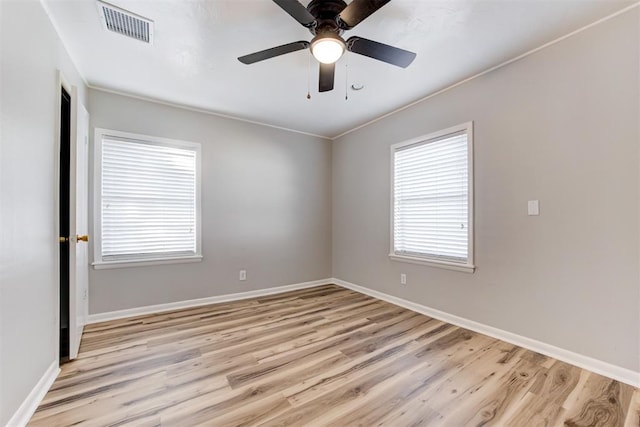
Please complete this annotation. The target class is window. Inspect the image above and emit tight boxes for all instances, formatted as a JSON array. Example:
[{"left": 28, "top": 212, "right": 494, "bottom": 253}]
[
  {"left": 93, "top": 128, "right": 201, "bottom": 268},
  {"left": 390, "top": 122, "right": 474, "bottom": 272}
]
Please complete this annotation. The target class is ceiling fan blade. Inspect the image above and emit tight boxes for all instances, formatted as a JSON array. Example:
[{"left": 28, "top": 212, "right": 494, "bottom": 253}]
[
  {"left": 346, "top": 36, "right": 416, "bottom": 68},
  {"left": 272, "top": 0, "right": 316, "bottom": 27},
  {"left": 238, "top": 41, "right": 310, "bottom": 64},
  {"left": 338, "top": 0, "right": 390, "bottom": 30},
  {"left": 319, "top": 62, "right": 335, "bottom": 92}
]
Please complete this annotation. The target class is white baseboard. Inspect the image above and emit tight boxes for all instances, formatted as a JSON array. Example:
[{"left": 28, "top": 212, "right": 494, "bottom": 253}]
[
  {"left": 6, "top": 360, "right": 60, "bottom": 427},
  {"left": 332, "top": 278, "right": 640, "bottom": 388},
  {"left": 87, "top": 278, "right": 333, "bottom": 324}
]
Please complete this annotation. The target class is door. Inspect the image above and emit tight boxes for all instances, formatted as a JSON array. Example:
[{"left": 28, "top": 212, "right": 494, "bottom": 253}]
[{"left": 68, "top": 90, "right": 90, "bottom": 360}]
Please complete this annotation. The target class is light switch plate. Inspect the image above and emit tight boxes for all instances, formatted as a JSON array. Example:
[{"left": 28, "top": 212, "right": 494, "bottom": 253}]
[{"left": 528, "top": 200, "right": 539, "bottom": 216}]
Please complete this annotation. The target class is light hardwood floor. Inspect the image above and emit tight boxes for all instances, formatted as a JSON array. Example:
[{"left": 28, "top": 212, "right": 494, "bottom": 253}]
[{"left": 30, "top": 285, "right": 639, "bottom": 426}]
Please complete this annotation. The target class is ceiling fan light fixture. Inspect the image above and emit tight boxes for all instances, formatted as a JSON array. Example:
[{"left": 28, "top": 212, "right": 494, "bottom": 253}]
[
  {"left": 310, "top": 33, "right": 345, "bottom": 64},
  {"left": 238, "top": 0, "right": 417, "bottom": 93}
]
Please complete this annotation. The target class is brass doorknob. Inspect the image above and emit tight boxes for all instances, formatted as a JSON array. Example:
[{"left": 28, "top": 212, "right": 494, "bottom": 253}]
[
  {"left": 59, "top": 236, "right": 69, "bottom": 243},
  {"left": 77, "top": 235, "right": 89, "bottom": 242}
]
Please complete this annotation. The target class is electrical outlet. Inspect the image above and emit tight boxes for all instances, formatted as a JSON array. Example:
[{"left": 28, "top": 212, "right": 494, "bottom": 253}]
[
  {"left": 239, "top": 270, "right": 247, "bottom": 281},
  {"left": 400, "top": 273, "right": 407, "bottom": 285}
]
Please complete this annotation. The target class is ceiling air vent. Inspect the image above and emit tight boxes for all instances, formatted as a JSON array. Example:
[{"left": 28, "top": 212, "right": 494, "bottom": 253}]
[{"left": 97, "top": 1, "right": 154, "bottom": 44}]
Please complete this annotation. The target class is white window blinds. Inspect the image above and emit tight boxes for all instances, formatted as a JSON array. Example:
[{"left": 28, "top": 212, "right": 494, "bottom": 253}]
[
  {"left": 393, "top": 130, "right": 470, "bottom": 264},
  {"left": 100, "top": 136, "right": 198, "bottom": 261}
]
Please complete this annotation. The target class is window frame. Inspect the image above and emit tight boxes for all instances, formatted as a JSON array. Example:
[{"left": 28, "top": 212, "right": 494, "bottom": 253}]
[
  {"left": 389, "top": 122, "right": 475, "bottom": 273},
  {"left": 92, "top": 128, "right": 202, "bottom": 269}
]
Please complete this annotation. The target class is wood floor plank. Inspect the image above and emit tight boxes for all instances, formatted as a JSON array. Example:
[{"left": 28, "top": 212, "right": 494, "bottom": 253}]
[
  {"left": 505, "top": 360, "right": 587, "bottom": 426},
  {"left": 626, "top": 389, "right": 640, "bottom": 427},
  {"left": 562, "top": 372, "right": 634, "bottom": 427},
  {"left": 29, "top": 284, "right": 639, "bottom": 426},
  {"left": 282, "top": 319, "right": 453, "bottom": 406},
  {"left": 427, "top": 355, "right": 540, "bottom": 426},
  {"left": 319, "top": 334, "right": 515, "bottom": 426},
  {"left": 387, "top": 341, "right": 521, "bottom": 426}
]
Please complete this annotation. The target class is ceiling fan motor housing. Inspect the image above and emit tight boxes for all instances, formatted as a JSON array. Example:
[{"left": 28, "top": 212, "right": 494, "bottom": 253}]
[{"left": 307, "top": 0, "right": 347, "bottom": 36}]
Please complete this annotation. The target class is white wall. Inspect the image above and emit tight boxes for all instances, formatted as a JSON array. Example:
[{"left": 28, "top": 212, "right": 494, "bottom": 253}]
[
  {"left": 0, "top": 0, "right": 88, "bottom": 424},
  {"left": 332, "top": 9, "right": 640, "bottom": 372},
  {"left": 87, "top": 90, "right": 332, "bottom": 314}
]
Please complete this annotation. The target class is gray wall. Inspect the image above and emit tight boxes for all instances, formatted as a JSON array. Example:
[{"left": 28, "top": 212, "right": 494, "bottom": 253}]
[
  {"left": 0, "top": 1, "right": 88, "bottom": 424},
  {"left": 87, "top": 90, "right": 332, "bottom": 314},
  {"left": 332, "top": 9, "right": 640, "bottom": 372}
]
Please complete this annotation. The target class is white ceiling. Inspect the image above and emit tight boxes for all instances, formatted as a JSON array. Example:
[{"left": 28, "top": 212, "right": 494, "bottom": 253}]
[{"left": 44, "top": 0, "right": 633, "bottom": 138}]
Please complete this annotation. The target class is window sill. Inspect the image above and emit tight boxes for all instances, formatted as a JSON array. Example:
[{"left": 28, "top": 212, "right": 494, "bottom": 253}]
[
  {"left": 92, "top": 255, "right": 203, "bottom": 270},
  {"left": 389, "top": 254, "right": 475, "bottom": 273}
]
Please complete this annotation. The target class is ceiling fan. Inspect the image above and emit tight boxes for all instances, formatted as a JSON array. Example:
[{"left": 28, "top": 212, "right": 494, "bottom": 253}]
[{"left": 238, "top": 0, "right": 417, "bottom": 93}]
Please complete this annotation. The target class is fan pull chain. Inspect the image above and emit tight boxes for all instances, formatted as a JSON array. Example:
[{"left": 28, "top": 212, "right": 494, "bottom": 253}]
[
  {"left": 306, "top": 51, "right": 311, "bottom": 100},
  {"left": 344, "top": 56, "right": 349, "bottom": 101}
]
